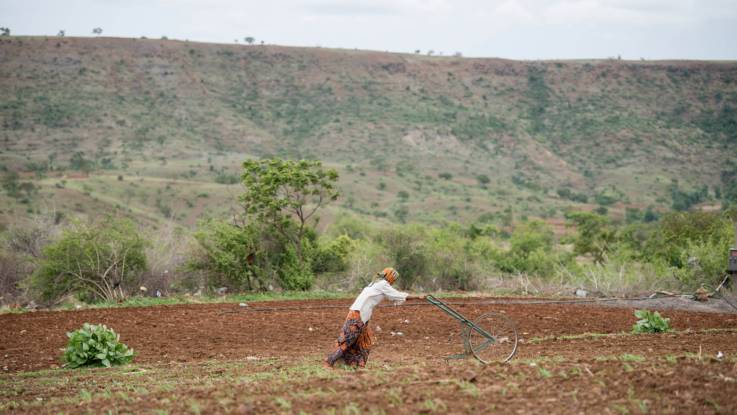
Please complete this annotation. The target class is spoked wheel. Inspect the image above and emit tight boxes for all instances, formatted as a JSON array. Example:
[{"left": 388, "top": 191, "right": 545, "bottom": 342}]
[
  {"left": 463, "top": 312, "right": 518, "bottom": 364},
  {"left": 717, "top": 274, "right": 737, "bottom": 312}
]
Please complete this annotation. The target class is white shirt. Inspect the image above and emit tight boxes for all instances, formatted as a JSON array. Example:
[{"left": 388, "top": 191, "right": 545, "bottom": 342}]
[{"left": 350, "top": 279, "right": 408, "bottom": 323}]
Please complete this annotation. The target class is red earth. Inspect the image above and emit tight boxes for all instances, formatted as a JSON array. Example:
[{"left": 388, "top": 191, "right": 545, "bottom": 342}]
[
  {"left": 2, "top": 298, "right": 737, "bottom": 372},
  {"left": 2, "top": 298, "right": 737, "bottom": 414}
]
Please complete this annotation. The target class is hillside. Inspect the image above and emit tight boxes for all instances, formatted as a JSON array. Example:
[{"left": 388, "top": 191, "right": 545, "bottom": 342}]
[{"left": 1, "top": 36, "right": 736, "bottom": 230}]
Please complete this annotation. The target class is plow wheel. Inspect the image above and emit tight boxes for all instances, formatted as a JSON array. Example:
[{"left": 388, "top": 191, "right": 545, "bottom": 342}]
[{"left": 463, "top": 312, "right": 518, "bottom": 364}]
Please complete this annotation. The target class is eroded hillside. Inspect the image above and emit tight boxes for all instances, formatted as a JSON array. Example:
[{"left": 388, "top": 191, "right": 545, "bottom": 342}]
[{"left": 1, "top": 37, "right": 736, "bottom": 228}]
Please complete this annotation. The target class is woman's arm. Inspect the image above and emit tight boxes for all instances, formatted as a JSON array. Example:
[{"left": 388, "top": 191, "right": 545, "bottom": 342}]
[{"left": 376, "top": 280, "right": 409, "bottom": 304}]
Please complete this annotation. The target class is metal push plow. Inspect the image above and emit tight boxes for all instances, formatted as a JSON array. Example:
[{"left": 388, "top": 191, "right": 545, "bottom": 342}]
[{"left": 426, "top": 295, "right": 518, "bottom": 364}]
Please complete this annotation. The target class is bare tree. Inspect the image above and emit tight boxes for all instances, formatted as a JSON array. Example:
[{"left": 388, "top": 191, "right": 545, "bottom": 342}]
[
  {"left": 6, "top": 209, "right": 61, "bottom": 259},
  {"left": 141, "top": 220, "right": 192, "bottom": 294}
]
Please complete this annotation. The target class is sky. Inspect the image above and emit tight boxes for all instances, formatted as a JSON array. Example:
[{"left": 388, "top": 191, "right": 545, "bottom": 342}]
[{"left": 2, "top": 0, "right": 736, "bottom": 60}]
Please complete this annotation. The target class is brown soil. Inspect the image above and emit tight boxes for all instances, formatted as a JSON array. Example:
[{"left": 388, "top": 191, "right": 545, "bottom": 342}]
[
  {"left": 2, "top": 298, "right": 736, "bottom": 372},
  {"left": 2, "top": 298, "right": 737, "bottom": 414}
]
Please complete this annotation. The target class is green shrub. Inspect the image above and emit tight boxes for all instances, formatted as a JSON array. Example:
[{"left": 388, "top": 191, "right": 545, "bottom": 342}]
[
  {"left": 672, "top": 238, "right": 730, "bottom": 289},
  {"left": 565, "top": 211, "right": 616, "bottom": 263},
  {"left": 63, "top": 323, "right": 135, "bottom": 368},
  {"left": 30, "top": 217, "right": 148, "bottom": 303},
  {"left": 279, "top": 248, "right": 314, "bottom": 290},
  {"left": 215, "top": 172, "right": 239, "bottom": 184},
  {"left": 425, "top": 226, "right": 475, "bottom": 289},
  {"left": 190, "top": 219, "right": 267, "bottom": 291},
  {"left": 556, "top": 187, "right": 588, "bottom": 203},
  {"left": 669, "top": 182, "right": 707, "bottom": 211},
  {"left": 377, "top": 225, "right": 428, "bottom": 289},
  {"left": 311, "top": 235, "right": 355, "bottom": 273},
  {"left": 642, "top": 211, "right": 733, "bottom": 270},
  {"left": 490, "top": 220, "right": 565, "bottom": 277},
  {"left": 632, "top": 310, "right": 671, "bottom": 333},
  {"left": 594, "top": 187, "right": 623, "bottom": 206},
  {"left": 327, "top": 215, "right": 373, "bottom": 240}
]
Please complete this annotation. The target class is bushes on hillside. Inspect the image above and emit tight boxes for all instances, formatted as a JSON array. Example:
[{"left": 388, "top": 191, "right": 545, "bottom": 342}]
[
  {"left": 188, "top": 219, "right": 357, "bottom": 292},
  {"left": 4, "top": 204, "right": 733, "bottom": 304},
  {"left": 565, "top": 211, "right": 616, "bottom": 263},
  {"left": 319, "top": 218, "right": 569, "bottom": 290},
  {"left": 311, "top": 235, "right": 355, "bottom": 274},
  {"left": 565, "top": 209, "right": 736, "bottom": 290},
  {"left": 189, "top": 219, "right": 264, "bottom": 291},
  {"left": 376, "top": 225, "right": 428, "bottom": 289},
  {"left": 30, "top": 216, "right": 148, "bottom": 303},
  {"left": 491, "top": 220, "right": 567, "bottom": 277}
]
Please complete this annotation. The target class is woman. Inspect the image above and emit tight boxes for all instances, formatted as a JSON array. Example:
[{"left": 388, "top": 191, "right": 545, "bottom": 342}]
[{"left": 325, "top": 267, "right": 419, "bottom": 368}]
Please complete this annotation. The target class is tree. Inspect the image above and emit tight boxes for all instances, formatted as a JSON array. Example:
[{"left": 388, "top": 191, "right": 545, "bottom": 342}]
[
  {"left": 69, "top": 151, "right": 93, "bottom": 173},
  {"left": 57, "top": 30, "right": 65, "bottom": 37},
  {"left": 239, "top": 159, "right": 338, "bottom": 267},
  {"left": 191, "top": 219, "right": 261, "bottom": 291},
  {"left": 244, "top": 36, "right": 255, "bottom": 45},
  {"left": 92, "top": 27, "right": 102, "bottom": 36},
  {"left": 30, "top": 217, "right": 148, "bottom": 303},
  {"left": 0, "top": 27, "right": 10, "bottom": 36},
  {"left": 476, "top": 174, "right": 490, "bottom": 187},
  {"left": 394, "top": 205, "right": 409, "bottom": 223},
  {"left": 565, "top": 211, "right": 616, "bottom": 263}
]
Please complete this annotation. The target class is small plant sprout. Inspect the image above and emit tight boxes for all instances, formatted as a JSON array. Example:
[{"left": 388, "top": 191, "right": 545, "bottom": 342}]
[{"left": 632, "top": 310, "right": 671, "bottom": 333}]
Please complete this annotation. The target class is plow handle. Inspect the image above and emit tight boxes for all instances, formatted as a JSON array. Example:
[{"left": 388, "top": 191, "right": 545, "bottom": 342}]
[{"left": 425, "top": 295, "right": 496, "bottom": 341}]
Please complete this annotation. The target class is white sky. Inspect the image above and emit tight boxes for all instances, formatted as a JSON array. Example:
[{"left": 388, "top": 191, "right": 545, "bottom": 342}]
[{"left": 2, "top": 0, "right": 736, "bottom": 60}]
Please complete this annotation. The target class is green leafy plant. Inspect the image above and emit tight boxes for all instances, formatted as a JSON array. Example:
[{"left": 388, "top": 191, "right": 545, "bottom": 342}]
[
  {"left": 63, "top": 323, "right": 135, "bottom": 368},
  {"left": 632, "top": 310, "right": 671, "bottom": 333}
]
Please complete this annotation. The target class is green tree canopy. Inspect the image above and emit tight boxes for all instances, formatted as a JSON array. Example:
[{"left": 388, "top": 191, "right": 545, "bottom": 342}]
[{"left": 239, "top": 159, "right": 339, "bottom": 266}]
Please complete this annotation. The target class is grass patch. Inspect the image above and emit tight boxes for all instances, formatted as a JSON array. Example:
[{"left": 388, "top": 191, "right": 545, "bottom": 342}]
[{"left": 528, "top": 328, "right": 737, "bottom": 345}]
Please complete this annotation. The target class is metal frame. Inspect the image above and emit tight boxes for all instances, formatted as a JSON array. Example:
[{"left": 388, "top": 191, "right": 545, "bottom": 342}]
[{"left": 426, "top": 295, "right": 518, "bottom": 363}]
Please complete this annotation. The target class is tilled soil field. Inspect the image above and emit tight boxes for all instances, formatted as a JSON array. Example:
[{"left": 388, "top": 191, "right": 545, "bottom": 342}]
[{"left": 2, "top": 298, "right": 737, "bottom": 414}]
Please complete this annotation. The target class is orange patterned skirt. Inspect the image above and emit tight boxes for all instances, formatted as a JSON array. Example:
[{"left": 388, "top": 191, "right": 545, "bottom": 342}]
[{"left": 326, "top": 310, "right": 375, "bottom": 367}]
